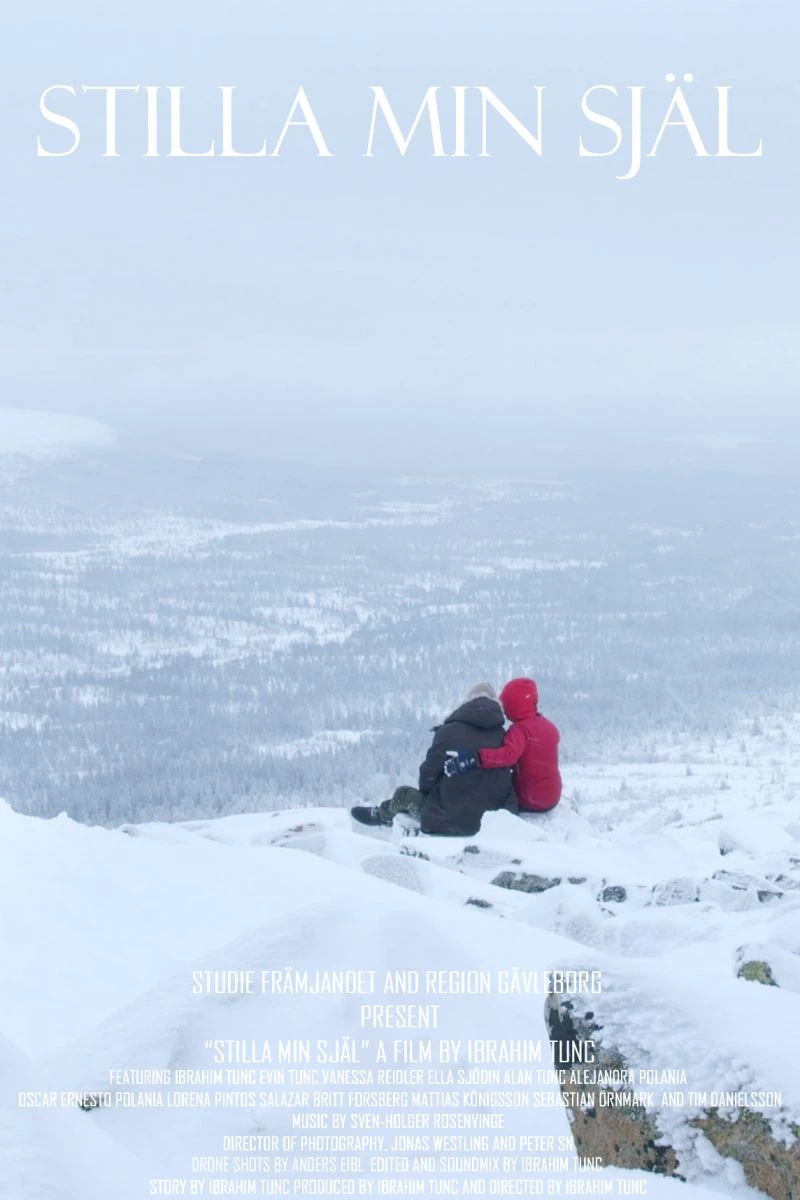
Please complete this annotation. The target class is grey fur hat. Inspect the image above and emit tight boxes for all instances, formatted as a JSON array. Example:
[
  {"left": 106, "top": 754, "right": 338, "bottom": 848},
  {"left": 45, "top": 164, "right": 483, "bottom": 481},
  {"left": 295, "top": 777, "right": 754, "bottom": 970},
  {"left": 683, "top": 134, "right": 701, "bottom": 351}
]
[{"left": 464, "top": 681, "right": 498, "bottom": 702}]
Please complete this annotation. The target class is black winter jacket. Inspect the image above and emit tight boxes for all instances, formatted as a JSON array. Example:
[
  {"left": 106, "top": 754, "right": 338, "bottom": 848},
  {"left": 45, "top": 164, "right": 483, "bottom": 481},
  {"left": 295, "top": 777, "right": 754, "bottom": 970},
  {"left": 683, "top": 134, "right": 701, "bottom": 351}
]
[{"left": 418, "top": 697, "right": 516, "bottom": 836}]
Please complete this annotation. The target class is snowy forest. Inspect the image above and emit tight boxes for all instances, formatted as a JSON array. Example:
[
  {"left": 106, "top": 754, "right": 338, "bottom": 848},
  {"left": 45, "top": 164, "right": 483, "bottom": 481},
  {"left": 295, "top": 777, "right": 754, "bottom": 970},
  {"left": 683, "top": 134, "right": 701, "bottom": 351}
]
[{"left": 1, "top": 438, "right": 799, "bottom": 825}]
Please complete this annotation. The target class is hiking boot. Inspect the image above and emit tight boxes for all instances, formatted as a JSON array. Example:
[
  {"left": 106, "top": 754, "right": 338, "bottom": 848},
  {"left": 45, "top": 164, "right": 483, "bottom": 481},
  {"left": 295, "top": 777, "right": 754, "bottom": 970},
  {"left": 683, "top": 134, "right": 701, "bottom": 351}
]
[{"left": 351, "top": 805, "right": 393, "bottom": 828}]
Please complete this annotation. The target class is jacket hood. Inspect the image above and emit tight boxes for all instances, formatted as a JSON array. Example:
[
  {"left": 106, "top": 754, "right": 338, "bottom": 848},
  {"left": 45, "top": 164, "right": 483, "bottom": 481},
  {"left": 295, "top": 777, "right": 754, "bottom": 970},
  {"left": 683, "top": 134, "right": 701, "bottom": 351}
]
[
  {"left": 500, "top": 677, "right": 539, "bottom": 721},
  {"left": 444, "top": 696, "right": 505, "bottom": 731}
]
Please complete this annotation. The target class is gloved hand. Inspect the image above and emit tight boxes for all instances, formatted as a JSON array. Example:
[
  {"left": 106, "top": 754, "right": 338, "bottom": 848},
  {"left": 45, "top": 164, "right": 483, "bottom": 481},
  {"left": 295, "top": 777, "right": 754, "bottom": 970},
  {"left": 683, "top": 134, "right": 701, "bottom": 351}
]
[{"left": 444, "top": 749, "right": 479, "bottom": 778}]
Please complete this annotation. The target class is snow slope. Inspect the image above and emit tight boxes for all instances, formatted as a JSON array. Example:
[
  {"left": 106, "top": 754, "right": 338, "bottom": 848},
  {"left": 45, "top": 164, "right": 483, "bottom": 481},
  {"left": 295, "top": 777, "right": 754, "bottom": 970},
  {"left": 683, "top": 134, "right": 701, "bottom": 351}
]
[
  {"left": 0, "top": 407, "right": 115, "bottom": 461},
  {"left": 1, "top": 760, "right": 798, "bottom": 1200}
]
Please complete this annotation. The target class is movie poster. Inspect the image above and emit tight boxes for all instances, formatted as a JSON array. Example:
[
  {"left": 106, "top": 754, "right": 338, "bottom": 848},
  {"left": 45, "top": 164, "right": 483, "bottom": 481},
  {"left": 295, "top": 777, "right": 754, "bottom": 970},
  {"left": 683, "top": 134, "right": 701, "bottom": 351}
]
[{"left": 2, "top": 3, "right": 798, "bottom": 1199}]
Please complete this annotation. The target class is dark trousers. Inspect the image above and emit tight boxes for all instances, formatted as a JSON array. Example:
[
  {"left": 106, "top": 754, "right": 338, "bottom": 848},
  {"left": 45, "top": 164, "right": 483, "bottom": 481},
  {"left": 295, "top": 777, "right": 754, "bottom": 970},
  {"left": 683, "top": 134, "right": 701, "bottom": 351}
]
[{"left": 378, "top": 785, "right": 424, "bottom": 822}]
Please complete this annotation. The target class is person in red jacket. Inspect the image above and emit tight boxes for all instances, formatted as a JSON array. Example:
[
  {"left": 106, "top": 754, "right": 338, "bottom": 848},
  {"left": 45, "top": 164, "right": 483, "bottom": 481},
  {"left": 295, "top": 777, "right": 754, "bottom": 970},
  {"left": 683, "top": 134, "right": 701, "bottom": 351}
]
[{"left": 444, "top": 677, "right": 561, "bottom": 813}]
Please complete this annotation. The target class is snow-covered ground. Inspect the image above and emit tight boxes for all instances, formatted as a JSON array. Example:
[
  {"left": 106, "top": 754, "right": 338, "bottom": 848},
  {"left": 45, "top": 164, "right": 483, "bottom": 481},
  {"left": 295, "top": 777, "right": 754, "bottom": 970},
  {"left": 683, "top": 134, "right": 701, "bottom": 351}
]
[
  {"left": 2, "top": 737, "right": 798, "bottom": 1200},
  {"left": 0, "top": 407, "right": 115, "bottom": 462}
]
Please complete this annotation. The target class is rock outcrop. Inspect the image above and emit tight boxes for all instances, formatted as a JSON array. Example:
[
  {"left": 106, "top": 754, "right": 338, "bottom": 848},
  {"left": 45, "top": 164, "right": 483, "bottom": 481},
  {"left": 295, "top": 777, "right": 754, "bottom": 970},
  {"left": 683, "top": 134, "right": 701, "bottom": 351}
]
[
  {"left": 691, "top": 1109, "right": 800, "bottom": 1200},
  {"left": 737, "top": 960, "right": 778, "bottom": 987},
  {"left": 545, "top": 995, "right": 680, "bottom": 1177},
  {"left": 545, "top": 992, "right": 799, "bottom": 1200},
  {"left": 491, "top": 871, "right": 561, "bottom": 893}
]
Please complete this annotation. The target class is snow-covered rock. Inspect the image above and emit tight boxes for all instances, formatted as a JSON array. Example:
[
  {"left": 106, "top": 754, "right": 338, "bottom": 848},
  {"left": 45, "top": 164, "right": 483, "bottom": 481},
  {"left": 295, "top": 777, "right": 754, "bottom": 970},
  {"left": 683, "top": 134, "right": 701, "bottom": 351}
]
[
  {"left": 718, "top": 814, "right": 796, "bottom": 858},
  {"left": 1, "top": 784, "right": 798, "bottom": 1199}
]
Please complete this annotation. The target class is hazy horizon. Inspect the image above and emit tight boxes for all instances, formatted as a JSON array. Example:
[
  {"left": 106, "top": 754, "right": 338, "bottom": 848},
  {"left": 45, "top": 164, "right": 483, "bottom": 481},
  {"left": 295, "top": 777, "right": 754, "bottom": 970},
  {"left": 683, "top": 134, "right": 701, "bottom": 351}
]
[{"left": 1, "top": 2, "right": 798, "bottom": 472}]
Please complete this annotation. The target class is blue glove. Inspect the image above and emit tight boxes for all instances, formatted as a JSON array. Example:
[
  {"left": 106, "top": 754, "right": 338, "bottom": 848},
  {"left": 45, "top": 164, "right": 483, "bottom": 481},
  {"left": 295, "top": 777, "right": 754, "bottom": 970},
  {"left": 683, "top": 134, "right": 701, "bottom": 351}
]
[{"left": 444, "top": 749, "right": 479, "bottom": 778}]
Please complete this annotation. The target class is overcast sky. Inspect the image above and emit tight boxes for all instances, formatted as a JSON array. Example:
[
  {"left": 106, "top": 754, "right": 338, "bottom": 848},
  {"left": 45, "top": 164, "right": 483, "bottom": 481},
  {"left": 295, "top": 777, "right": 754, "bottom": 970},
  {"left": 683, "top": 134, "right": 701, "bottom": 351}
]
[{"left": 0, "top": 2, "right": 797, "bottom": 470}]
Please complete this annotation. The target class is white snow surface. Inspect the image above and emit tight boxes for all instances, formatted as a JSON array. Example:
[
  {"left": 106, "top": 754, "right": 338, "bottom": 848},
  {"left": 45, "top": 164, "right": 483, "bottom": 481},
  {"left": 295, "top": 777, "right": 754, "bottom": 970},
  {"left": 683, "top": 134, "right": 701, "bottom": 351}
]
[
  {"left": 2, "top": 765, "right": 799, "bottom": 1200},
  {"left": 0, "top": 407, "right": 115, "bottom": 461}
]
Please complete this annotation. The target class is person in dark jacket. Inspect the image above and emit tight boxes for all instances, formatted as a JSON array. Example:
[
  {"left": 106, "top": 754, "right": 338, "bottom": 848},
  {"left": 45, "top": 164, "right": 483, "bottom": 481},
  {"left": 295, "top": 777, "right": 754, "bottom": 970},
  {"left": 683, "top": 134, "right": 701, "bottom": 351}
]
[
  {"left": 351, "top": 683, "right": 515, "bottom": 835},
  {"left": 445, "top": 677, "right": 561, "bottom": 813}
]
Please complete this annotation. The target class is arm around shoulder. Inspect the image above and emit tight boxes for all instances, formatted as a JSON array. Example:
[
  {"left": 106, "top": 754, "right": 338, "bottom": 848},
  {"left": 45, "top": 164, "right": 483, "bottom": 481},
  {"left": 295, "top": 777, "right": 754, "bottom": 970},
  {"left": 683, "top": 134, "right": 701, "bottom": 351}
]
[{"left": 478, "top": 722, "right": 527, "bottom": 769}]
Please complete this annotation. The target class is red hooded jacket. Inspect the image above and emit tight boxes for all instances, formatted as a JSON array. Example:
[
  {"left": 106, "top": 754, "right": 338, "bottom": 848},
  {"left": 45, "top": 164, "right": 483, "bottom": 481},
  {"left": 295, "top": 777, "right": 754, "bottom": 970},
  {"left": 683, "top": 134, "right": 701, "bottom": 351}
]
[{"left": 478, "top": 678, "right": 562, "bottom": 812}]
